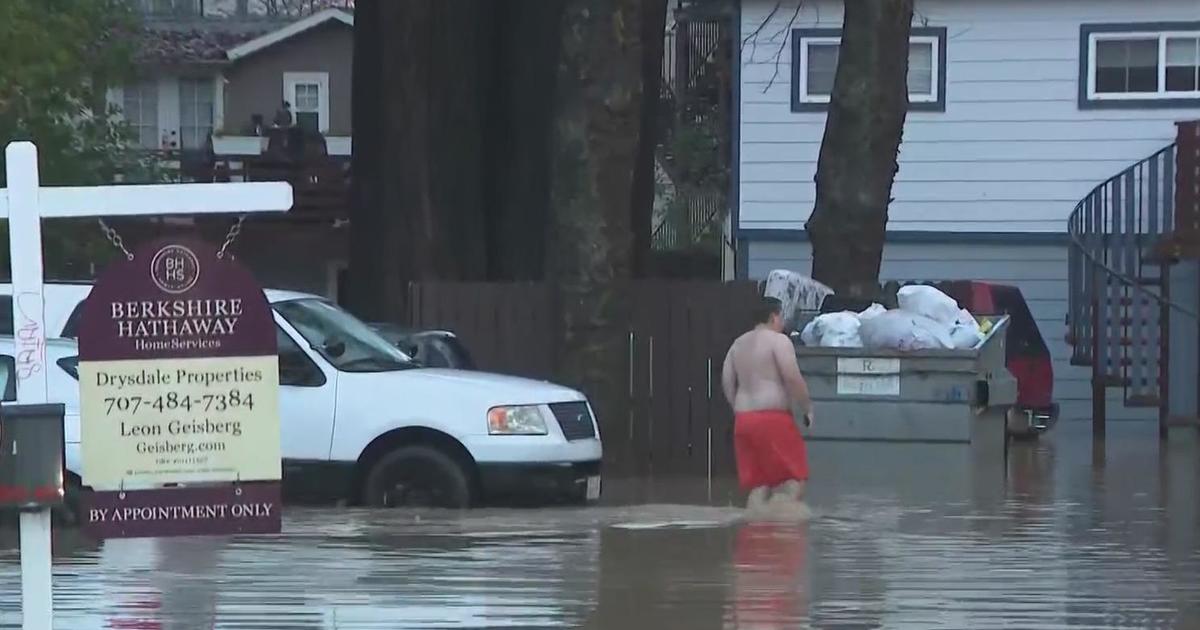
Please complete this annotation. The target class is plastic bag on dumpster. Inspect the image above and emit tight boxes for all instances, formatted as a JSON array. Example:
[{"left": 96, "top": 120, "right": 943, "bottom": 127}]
[
  {"left": 798, "top": 311, "right": 862, "bottom": 347},
  {"left": 815, "top": 312, "right": 862, "bottom": 347},
  {"left": 762, "top": 269, "right": 834, "bottom": 330},
  {"left": 948, "top": 308, "right": 984, "bottom": 349},
  {"left": 799, "top": 319, "right": 819, "bottom": 346},
  {"left": 859, "top": 310, "right": 954, "bottom": 351},
  {"left": 858, "top": 303, "right": 887, "bottom": 321},
  {"left": 896, "top": 285, "right": 961, "bottom": 325}
]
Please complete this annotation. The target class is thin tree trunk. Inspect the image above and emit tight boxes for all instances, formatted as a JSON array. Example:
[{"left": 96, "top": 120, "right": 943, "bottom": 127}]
[
  {"left": 806, "top": 0, "right": 913, "bottom": 298},
  {"left": 547, "top": 0, "right": 645, "bottom": 419}
]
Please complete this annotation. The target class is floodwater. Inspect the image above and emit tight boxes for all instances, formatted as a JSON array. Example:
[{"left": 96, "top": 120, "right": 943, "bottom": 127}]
[{"left": 2, "top": 421, "right": 1199, "bottom": 629}]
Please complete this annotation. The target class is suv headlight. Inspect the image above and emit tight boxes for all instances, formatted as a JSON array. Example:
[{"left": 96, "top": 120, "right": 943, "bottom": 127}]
[{"left": 487, "top": 405, "right": 548, "bottom": 435}]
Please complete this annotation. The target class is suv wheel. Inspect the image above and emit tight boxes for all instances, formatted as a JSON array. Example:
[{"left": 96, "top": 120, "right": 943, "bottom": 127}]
[{"left": 363, "top": 445, "right": 472, "bottom": 509}]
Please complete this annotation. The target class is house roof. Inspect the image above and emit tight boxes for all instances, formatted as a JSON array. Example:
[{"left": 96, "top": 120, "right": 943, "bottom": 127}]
[
  {"left": 134, "top": 8, "right": 352, "bottom": 66},
  {"left": 226, "top": 8, "right": 353, "bottom": 61},
  {"left": 136, "top": 19, "right": 286, "bottom": 65}
]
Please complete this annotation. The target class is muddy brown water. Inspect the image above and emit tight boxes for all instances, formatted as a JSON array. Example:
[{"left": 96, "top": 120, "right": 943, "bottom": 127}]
[{"left": 1, "top": 421, "right": 1199, "bottom": 628}]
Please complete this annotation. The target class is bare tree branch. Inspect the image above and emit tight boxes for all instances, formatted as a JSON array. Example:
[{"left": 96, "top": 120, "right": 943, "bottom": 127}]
[
  {"left": 739, "top": 1, "right": 804, "bottom": 94},
  {"left": 741, "top": 0, "right": 781, "bottom": 63},
  {"left": 763, "top": 1, "right": 802, "bottom": 92}
]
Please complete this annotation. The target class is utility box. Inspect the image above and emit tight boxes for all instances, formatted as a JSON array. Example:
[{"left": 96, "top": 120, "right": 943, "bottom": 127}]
[{"left": 0, "top": 403, "right": 66, "bottom": 509}]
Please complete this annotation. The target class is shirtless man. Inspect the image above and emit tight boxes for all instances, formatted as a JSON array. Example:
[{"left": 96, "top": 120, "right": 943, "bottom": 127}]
[{"left": 722, "top": 296, "right": 814, "bottom": 516}]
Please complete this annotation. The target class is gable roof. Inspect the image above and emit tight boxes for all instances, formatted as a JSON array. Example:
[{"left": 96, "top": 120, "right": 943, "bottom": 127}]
[
  {"left": 137, "top": 23, "right": 278, "bottom": 65},
  {"left": 226, "top": 8, "right": 353, "bottom": 61}
]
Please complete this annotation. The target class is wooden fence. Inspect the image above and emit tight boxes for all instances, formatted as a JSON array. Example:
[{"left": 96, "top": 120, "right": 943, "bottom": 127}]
[{"left": 407, "top": 280, "right": 761, "bottom": 478}]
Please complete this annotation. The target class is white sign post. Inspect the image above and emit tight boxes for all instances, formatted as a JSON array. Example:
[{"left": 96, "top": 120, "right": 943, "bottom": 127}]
[{"left": 2, "top": 141, "right": 292, "bottom": 630}]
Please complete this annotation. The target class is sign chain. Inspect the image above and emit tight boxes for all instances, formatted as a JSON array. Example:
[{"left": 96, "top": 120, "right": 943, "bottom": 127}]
[
  {"left": 217, "top": 215, "right": 247, "bottom": 260},
  {"left": 97, "top": 219, "right": 134, "bottom": 261},
  {"left": 97, "top": 215, "right": 247, "bottom": 260}
]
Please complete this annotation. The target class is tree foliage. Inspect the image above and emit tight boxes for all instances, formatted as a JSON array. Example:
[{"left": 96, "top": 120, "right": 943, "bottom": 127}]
[{"left": 0, "top": 0, "right": 160, "bottom": 278}]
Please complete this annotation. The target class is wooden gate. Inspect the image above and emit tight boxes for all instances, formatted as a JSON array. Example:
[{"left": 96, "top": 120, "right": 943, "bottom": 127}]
[{"left": 407, "top": 280, "right": 760, "bottom": 478}]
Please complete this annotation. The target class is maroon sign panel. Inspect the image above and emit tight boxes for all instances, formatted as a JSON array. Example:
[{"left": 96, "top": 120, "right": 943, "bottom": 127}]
[
  {"left": 82, "top": 483, "right": 282, "bottom": 539},
  {"left": 78, "top": 238, "right": 277, "bottom": 362}
]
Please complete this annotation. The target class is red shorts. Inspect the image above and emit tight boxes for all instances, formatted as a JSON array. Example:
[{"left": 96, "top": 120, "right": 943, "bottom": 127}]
[{"left": 734, "top": 409, "right": 809, "bottom": 490}]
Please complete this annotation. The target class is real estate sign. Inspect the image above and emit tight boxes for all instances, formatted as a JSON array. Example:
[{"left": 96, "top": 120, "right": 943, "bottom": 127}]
[{"left": 77, "top": 238, "right": 282, "bottom": 490}]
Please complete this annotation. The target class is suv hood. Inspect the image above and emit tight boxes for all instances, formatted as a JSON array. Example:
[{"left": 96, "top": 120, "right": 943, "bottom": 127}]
[{"left": 353, "top": 368, "right": 587, "bottom": 406}]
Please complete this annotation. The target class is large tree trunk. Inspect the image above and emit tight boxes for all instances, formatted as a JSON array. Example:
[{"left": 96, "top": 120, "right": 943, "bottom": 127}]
[
  {"left": 547, "top": 0, "right": 645, "bottom": 417},
  {"left": 347, "top": 0, "right": 489, "bottom": 323},
  {"left": 483, "top": 0, "right": 564, "bottom": 282},
  {"left": 629, "top": 0, "right": 670, "bottom": 278},
  {"left": 806, "top": 0, "right": 914, "bottom": 298}
]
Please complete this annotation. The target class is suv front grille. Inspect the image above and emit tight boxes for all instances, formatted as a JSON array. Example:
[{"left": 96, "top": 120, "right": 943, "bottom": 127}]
[{"left": 548, "top": 402, "right": 596, "bottom": 441}]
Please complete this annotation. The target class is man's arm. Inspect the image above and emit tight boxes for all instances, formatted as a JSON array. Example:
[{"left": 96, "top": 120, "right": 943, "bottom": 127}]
[
  {"left": 772, "top": 333, "right": 813, "bottom": 416},
  {"left": 721, "top": 346, "right": 737, "bottom": 406}
]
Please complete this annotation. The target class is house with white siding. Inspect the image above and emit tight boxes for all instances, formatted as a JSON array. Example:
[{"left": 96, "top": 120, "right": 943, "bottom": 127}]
[{"left": 733, "top": 0, "right": 1200, "bottom": 423}]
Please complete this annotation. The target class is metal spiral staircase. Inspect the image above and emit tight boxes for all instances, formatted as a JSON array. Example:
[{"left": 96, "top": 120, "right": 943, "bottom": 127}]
[{"left": 1066, "top": 121, "right": 1200, "bottom": 438}]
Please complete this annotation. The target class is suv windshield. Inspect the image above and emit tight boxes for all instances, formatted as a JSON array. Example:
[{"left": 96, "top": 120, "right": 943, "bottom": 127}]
[{"left": 274, "top": 299, "right": 416, "bottom": 372}]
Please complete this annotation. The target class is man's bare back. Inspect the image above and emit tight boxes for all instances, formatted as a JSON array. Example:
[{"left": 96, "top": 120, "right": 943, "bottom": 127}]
[
  {"left": 722, "top": 327, "right": 813, "bottom": 418},
  {"left": 723, "top": 297, "right": 815, "bottom": 517}
]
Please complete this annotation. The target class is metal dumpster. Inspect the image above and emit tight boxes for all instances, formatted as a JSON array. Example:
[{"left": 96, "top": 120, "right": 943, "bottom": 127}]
[{"left": 793, "top": 315, "right": 1016, "bottom": 452}]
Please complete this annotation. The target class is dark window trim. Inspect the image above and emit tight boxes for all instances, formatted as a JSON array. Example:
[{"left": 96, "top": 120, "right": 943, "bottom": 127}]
[
  {"left": 790, "top": 26, "right": 948, "bottom": 113},
  {"left": 1078, "top": 21, "right": 1200, "bottom": 110},
  {"left": 0, "top": 354, "right": 14, "bottom": 402}
]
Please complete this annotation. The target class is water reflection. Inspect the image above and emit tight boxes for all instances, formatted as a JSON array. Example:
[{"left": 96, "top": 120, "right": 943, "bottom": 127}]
[
  {"left": 0, "top": 422, "right": 1197, "bottom": 628},
  {"left": 728, "top": 522, "right": 808, "bottom": 629}
]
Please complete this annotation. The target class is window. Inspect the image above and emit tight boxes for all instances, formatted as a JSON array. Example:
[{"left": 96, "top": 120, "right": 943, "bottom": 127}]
[
  {"left": 283, "top": 72, "right": 330, "bottom": 133},
  {"left": 792, "top": 27, "right": 948, "bottom": 112},
  {"left": 0, "top": 355, "right": 14, "bottom": 402},
  {"left": 276, "top": 326, "right": 325, "bottom": 387},
  {"left": 274, "top": 298, "right": 416, "bottom": 373},
  {"left": 57, "top": 356, "right": 79, "bottom": 381},
  {"left": 1081, "top": 23, "right": 1200, "bottom": 108},
  {"left": 123, "top": 80, "right": 159, "bottom": 149},
  {"left": 179, "top": 78, "right": 215, "bottom": 150}
]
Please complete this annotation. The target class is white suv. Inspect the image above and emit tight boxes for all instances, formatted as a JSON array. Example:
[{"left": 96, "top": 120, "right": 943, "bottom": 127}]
[{"left": 0, "top": 284, "right": 603, "bottom": 509}]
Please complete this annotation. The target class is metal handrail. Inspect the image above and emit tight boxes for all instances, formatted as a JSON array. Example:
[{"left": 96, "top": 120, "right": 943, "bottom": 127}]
[{"left": 1066, "top": 143, "right": 1196, "bottom": 318}]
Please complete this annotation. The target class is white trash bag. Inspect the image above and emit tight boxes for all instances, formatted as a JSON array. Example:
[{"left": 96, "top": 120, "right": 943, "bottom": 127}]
[
  {"left": 799, "top": 319, "right": 819, "bottom": 346},
  {"left": 948, "top": 308, "right": 985, "bottom": 349},
  {"left": 858, "top": 303, "right": 887, "bottom": 321},
  {"left": 859, "top": 310, "right": 954, "bottom": 351},
  {"left": 798, "top": 311, "right": 863, "bottom": 347},
  {"left": 814, "top": 311, "right": 862, "bottom": 347},
  {"left": 762, "top": 269, "right": 835, "bottom": 330},
  {"left": 896, "top": 284, "right": 961, "bottom": 325}
]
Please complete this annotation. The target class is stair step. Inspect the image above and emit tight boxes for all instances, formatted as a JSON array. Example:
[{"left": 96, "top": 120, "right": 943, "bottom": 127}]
[
  {"left": 1125, "top": 394, "right": 1162, "bottom": 408},
  {"left": 1095, "top": 375, "right": 1160, "bottom": 387},
  {"left": 1106, "top": 297, "right": 1161, "bottom": 306}
]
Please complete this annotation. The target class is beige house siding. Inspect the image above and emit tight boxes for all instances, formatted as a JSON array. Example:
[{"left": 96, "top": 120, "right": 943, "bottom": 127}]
[{"left": 222, "top": 21, "right": 352, "bottom": 136}]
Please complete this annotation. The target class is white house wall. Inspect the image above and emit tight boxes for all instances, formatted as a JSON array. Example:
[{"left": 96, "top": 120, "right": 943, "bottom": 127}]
[{"left": 739, "top": 0, "right": 1200, "bottom": 232}]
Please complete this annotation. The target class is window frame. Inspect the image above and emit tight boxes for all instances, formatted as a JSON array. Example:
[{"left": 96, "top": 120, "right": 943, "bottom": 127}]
[
  {"left": 1080, "top": 22, "right": 1200, "bottom": 109},
  {"left": 283, "top": 71, "right": 330, "bottom": 133},
  {"left": 791, "top": 26, "right": 948, "bottom": 113},
  {"left": 178, "top": 77, "right": 215, "bottom": 150},
  {"left": 122, "top": 79, "right": 160, "bottom": 149}
]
